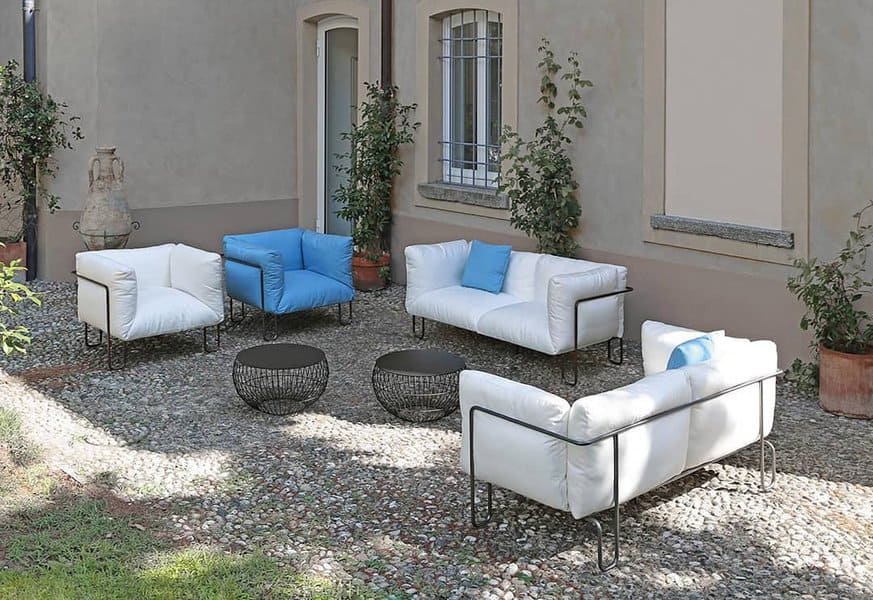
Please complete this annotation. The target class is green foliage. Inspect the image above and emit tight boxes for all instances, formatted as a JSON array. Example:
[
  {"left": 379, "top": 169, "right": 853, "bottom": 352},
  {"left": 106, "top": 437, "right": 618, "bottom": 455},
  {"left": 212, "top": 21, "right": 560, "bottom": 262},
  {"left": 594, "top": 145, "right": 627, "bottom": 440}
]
[
  {"left": 498, "top": 39, "right": 592, "bottom": 257},
  {"left": 786, "top": 200, "right": 873, "bottom": 387},
  {"left": 0, "top": 407, "right": 39, "bottom": 466},
  {"left": 0, "top": 59, "right": 83, "bottom": 240},
  {"left": 0, "top": 246, "right": 41, "bottom": 354},
  {"left": 334, "top": 82, "right": 419, "bottom": 260}
]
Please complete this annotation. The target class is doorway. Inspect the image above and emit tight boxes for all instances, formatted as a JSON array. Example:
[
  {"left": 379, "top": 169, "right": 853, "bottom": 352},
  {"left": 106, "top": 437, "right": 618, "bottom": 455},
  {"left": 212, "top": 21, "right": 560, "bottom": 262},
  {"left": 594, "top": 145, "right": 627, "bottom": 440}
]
[{"left": 317, "top": 17, "right": 358, "bottom": 236}]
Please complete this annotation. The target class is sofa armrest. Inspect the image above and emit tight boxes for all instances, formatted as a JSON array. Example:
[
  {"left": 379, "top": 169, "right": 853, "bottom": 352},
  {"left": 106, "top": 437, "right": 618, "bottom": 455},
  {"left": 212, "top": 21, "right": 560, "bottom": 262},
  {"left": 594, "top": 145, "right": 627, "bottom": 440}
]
[
  {"left": 170, "top": 244, "right": 224, "bottom": 321},
  {"left": 223, "top": 238, "right": 284, "bottom": 312},
  {"left": 547, "top": 266, "right": 631, "bottom": 354},
  {"left": 460, "top": 370, "right": 571, "bottom": 512},
  {"left": 301, "top": 230, "right": 353, "bottom": 288},
  {"left": 404, "top": 240, "right": 470, "bottom": 309},
  {"left": 75, "top": 252, "right": 138, "bottom": 340}
]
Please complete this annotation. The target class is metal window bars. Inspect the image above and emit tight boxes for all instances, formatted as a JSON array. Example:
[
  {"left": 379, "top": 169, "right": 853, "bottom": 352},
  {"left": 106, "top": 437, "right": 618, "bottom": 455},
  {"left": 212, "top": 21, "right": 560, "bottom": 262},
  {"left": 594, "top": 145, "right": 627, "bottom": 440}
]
[
  {"left": 468, "top": 370, "right": 781, "bottom": 572},
  {"left": 439, "top": 10, "right": 502, "bottom": 188}
]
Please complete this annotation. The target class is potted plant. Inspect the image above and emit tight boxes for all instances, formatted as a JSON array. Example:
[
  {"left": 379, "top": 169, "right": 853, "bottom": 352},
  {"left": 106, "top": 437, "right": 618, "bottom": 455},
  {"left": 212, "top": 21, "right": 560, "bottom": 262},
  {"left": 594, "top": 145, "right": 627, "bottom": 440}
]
[
  {"left": 0, "top": 246, "right": 40, "bottom": 355},
  {"left": 0, "top": 59, "right": 83, "bottom": 273},
  {"left": 787, "top": 199, "right": 873, "bottom": 419},
  {"left": 334, "top": 82, "right": 418, "bottom": 291},
  {"left": 498, "top": 39, "right": 592, "bottom": 257}
]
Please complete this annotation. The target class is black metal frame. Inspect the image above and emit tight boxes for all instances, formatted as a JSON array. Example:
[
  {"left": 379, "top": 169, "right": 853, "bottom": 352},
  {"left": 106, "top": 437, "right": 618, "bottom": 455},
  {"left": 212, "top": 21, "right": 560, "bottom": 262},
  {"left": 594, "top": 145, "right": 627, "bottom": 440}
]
[
  {"left": 225, "top": 255, "right": 353, "bottom": 340},
  {"left": 412, "top": 315, "right": 426, "bottom": 340},
  {"left": 468, "top": 370, "right": 780, "bottom": 572},
  {"left": 560, "top": 287, "right": 634, "bottom": 386},
  {"left": 77, "top": 273, "right": 221, "bottom": 369}
]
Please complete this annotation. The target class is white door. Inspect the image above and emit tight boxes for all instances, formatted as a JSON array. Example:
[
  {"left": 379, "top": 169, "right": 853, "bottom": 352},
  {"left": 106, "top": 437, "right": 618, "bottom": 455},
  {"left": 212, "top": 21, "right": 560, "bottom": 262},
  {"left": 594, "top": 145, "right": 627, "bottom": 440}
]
[{"left": 317, "top": 17, "right": 358, "bottom": 235}]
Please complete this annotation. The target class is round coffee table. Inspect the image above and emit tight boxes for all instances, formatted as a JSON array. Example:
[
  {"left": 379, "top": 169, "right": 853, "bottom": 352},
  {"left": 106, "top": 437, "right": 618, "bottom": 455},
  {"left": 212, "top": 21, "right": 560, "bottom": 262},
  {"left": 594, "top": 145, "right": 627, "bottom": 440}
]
[
  {"left": 372, "top": 349, "right": 466, "bottom": 422},
  {"left": 233, "top": 344, "right": 329, "bottom": 415}
]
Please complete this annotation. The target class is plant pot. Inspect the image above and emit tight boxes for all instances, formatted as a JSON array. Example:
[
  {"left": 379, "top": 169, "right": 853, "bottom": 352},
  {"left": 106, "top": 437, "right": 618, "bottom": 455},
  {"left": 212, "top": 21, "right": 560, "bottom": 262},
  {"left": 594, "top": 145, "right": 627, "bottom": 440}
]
[
  {"left": 352, "top": 252, "right": 390, "bottom": 291},
  {"left": 0, "top": 240, "right": 26, "bottom": 267},
  {"left": 819, "top": 344, "right": 873, "bottom": 419}
]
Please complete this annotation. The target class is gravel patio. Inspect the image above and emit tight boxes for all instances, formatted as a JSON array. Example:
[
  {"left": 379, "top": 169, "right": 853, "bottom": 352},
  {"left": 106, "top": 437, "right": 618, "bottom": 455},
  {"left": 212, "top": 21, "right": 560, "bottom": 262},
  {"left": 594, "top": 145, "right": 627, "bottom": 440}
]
[{"left": 1, "top": 281, "right": 871, "bottom": 599}]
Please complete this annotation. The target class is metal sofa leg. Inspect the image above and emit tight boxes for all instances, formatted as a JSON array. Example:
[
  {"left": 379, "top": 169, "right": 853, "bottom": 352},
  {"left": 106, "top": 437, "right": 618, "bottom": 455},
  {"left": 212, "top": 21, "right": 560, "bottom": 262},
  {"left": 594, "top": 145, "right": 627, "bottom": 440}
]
[
  {"left": 228, "top": 297, "right": 246, "bottom": 324},
  {"left": 412, "top": 315, "right": 426, "bottom": 340},
  {"left": 203, "top": 324, "right": 220, "bottom": 353},
  {"left": 106, "top": 336, "right": 127, "bottom": 371},
  {"left": 470, "top": 479, "right": 493, "bottom": 527},
  {"left": 607, "top": 337, "right": 624, "bottom": 365},
  {"left": 84, "top": 322, "right": 103, "bottom": 348},
  {"left": 587, "top": 435, "right": 620, "bottom": 572},
  {"left": 262, "top": 311, "right": 278, "bottom": 341},
  {"left": 337, "top": 301, "right": 353, "bottom": 325}
]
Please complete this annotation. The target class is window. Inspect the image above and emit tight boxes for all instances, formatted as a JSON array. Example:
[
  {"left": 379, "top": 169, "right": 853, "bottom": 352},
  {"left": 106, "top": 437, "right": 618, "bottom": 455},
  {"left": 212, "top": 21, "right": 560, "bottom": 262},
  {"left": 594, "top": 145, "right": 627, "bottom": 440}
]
[{"left": 440, "top": 10, "right": 502, "bottom": 188}]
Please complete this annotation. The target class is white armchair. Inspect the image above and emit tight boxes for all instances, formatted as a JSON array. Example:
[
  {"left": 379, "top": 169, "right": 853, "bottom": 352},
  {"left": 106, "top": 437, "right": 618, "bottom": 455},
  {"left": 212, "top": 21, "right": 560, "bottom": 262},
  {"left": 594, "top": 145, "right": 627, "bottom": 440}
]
[{"left": 76, "top": 243, "right": 224, "bottom": 369}]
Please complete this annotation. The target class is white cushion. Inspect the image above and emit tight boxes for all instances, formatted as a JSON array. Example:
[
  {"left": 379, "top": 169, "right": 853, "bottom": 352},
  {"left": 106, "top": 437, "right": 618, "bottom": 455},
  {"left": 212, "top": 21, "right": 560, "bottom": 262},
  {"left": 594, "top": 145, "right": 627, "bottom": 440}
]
[
  {"left": 406, "top": 286, "right": 521, "bottom": 332},
  {"left": 476, "top": 302, "right": 554, "bottom": 354},
  {"left": 547, "top": 266, "right": 626, "bottom": 354},
  {"left": 503, "top": 251, "right": 541, "bottom": 302},
  {"left": 641, "top": 320, "right": 725, "bottom": 376},
  {"left": 460, "top": 370, "right": 570, "bottom": 512},
  {"left": 567, "top": 370, "right": 692, "bottom": 519},
  {"left": 404, "top": 240, "right": 469, "bottom": 308},
  {"left": 76, "top": 252, "right": 138, "bottom": 340},
  {"left": 91, "top": 244, "right": 174, "bottom": 289},
  {"left": 127, "top": 287, "right": 222, "bottom": 341},
  {"left": 170, "top": 244, "right": 224, "bottom": 320},
  {"left": 682, "top": 340, "right": 777, "bottom": 469},
  {"left": 533, "top": 255, "right": 611, "bottom": 303}
]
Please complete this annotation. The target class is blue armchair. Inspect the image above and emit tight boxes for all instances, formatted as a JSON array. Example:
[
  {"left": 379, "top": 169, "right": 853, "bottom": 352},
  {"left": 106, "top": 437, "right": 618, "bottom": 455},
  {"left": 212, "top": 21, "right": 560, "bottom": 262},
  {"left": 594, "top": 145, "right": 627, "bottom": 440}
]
[{"left": 223, "top": 228, "right": 354, "bottom": 339}]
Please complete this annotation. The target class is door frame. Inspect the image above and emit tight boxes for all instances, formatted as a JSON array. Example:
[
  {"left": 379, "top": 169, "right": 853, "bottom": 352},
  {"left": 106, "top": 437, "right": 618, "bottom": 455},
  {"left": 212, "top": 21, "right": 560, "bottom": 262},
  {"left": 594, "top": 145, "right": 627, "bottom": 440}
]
[{"left": 316, "top": 16, "right": 359, "bottom": 234}]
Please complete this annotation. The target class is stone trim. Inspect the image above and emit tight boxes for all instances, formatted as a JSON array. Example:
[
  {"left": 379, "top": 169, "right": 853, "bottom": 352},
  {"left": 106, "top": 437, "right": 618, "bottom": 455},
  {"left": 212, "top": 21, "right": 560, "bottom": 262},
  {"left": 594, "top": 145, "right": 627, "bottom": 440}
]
[
  {"left": 650, "top": 215, "right": 794, "bottom": 249},
  {"left": 417, "top": 182, "right": 509, "bottom": 210}
]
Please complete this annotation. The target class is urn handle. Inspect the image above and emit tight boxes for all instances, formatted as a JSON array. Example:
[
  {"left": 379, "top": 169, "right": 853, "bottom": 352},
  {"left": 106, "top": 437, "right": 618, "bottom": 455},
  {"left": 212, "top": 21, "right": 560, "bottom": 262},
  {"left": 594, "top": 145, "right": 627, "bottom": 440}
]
[
  {"left": 111, "top": 156, "right": 125, "bottom": 184},
  {"left": 88, "top": 156, "right": 100, "bottom": 189}
]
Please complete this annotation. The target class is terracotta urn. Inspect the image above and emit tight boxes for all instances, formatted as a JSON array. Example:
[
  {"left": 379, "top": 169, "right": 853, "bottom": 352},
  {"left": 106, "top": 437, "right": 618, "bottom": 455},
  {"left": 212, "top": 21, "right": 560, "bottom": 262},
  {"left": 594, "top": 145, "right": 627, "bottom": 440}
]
[
  {"left": 818, "top": 344, "right": 873, "bottom": 419},
  {"left": 352, "top": 252, "right": 390, "bottom": 291},
  {"left": 77, "top": 146, "right": 135, "bottom": 250},
  {"left": 0, "top": 240, "right": 26, "bottom": 267}
]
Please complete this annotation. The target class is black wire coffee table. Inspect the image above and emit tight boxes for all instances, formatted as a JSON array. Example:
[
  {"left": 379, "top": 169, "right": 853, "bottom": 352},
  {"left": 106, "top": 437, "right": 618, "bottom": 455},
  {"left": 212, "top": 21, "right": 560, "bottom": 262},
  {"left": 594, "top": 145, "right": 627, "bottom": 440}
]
[
  {"left": 233, "top": 343, "right": 329, "bottom": 415},
  {"left": 372, "top": 349, "right": 466, "bottom": 422}
]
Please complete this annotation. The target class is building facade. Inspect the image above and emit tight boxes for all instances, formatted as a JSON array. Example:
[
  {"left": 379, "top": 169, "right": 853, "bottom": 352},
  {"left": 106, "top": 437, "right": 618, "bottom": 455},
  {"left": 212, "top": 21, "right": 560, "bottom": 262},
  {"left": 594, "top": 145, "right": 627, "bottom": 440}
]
[{"left": 1, "top": 0, "right": 871, "bottom": 364}]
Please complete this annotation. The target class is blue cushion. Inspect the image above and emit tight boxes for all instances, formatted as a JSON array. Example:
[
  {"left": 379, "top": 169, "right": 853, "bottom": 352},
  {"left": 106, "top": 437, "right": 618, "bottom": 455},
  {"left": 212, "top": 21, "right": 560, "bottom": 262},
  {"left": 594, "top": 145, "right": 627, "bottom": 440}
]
[
  {"left": 223, "top": 238, "right": 284, "bottom": 312},
  {"left": 461, "top": 240, "right": 512, "bottom": 294},
  {"left": 666, "top": 335, "right": 714, "bottom": 370},
  {"left": 278, "top": 270, "right": 355, "bottom": 313},
  {"left": 301, "top": 230, "right": 354, "bottom": 289},
  {"left": 224, "top": 228, "right": 304, "bottom": 271}
]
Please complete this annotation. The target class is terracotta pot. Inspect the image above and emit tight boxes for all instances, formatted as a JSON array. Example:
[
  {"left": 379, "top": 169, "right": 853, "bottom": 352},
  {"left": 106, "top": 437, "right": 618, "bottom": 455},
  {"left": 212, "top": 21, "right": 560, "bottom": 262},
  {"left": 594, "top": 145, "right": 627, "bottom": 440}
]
[
  {"left": 819, "top": 344, "right": 873, "bottom": 419},
  {"left": 0, "top": 240, "right": 26, "bottom": 267},
  {"left": 352, "top": 252, "right": 390, "bottom": 291}
]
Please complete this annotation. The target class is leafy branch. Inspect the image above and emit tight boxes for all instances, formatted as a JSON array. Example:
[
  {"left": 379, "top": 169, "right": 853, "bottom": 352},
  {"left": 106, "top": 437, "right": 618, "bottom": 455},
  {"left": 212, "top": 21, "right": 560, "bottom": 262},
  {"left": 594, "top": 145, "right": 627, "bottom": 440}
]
[{"left": 0, "top": 246, "right": 41, "bottom": 354}]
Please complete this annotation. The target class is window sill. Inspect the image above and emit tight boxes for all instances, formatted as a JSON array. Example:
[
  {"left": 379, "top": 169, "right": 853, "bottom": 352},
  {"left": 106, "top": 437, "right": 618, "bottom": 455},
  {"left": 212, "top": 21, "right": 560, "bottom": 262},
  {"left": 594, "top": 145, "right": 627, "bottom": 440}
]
[
  {"left": 417, "top": 182, "right": 509, "bottom": 210},
  {"left": 650, "top": 215, "right": 794, "bottom": 249}
]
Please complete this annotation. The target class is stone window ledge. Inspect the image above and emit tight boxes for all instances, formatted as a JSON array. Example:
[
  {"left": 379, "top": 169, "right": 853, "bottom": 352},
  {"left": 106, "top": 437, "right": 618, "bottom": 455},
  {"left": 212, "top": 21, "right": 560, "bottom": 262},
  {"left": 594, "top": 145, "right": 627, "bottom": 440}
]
[
  {"left": 417, "top": 182, "right": 509, "bottom": 210},
  {"left": 650, "top": 214, "right": 794, "bottom": 249}
]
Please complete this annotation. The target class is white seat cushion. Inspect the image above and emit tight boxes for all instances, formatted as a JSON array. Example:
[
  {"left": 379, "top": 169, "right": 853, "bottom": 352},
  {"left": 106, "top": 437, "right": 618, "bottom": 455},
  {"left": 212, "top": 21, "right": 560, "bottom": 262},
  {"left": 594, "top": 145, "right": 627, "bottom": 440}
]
[
  {"left": 567, "top": 370, "right": 692, "bottom": 519},
  {"left": 126, "top": 287, "right": 221, "bottom": 340},
  {"left": 476, "top": 302, "right": 555, "bottom": 354},
  {"left": 406, "top": 286, "right": 522, "bottom": 332}
]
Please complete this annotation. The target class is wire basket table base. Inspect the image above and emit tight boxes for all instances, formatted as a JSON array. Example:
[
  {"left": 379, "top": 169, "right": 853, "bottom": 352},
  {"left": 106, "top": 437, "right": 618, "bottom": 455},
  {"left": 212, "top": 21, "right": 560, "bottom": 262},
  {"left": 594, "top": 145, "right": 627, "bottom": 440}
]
[
  {"left": 233, "top": 351, "right": 328, "bottom": 416},
  {"left": 372, "top": 367, "right": 462, "bottom": 423}
]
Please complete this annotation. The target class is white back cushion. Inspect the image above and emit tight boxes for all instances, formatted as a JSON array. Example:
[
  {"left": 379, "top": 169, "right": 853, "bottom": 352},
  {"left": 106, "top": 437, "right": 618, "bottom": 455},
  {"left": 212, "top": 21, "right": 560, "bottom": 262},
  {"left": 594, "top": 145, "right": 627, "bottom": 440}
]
[
  {"left": 567, "top": 370, "right": 691, "bottom": 518},
  {"left": 683, "top": 340, "right": 777, "bottom": 469},
  {"left": 404, "top": 240, "right": 469, "bottom": 307},
  {"left": 641, "top": 320, "right": 725, "bottom": 376},
  {"left": 534, "top": 255, "right": 606, "bottom": 303},
  {"left": 503, "top": 251, "right": 541, "bottom": 301},
  {"left": 460, "top": 370, "right": 571, "bottom": 512},
  {"left": 95, "top": 244, "right": 174, "bottom": 289}
]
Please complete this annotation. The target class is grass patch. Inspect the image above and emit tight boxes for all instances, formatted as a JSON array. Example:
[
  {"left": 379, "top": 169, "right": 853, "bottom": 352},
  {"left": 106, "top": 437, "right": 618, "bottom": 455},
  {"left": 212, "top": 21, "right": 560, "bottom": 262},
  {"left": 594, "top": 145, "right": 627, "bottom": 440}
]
[{"left": 0, "top": 407, "right": 39, "bottom": 466}]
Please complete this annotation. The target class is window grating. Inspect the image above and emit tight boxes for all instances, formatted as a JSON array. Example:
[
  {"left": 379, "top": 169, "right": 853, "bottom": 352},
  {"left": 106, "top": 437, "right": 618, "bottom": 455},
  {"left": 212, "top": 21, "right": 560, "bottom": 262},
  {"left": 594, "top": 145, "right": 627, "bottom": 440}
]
[{"left": 439, "top": 10, "right": 502, "bottom": 188}]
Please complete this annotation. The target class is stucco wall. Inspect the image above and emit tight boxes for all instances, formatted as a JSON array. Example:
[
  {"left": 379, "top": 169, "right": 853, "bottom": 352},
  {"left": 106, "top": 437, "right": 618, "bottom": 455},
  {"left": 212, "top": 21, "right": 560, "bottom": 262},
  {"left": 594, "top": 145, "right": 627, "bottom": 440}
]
[
  {"left": 391, "top": 0, "right": 873, "bottom": 363},
  {"left": 0, "top": 3, "right": 22, "bottom": 68}
]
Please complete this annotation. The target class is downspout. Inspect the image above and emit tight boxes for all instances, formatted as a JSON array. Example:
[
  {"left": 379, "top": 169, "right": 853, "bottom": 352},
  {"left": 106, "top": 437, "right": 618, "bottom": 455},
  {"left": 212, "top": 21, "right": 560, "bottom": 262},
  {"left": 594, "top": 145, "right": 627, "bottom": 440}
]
[
  {"left": 381, "top": 0, "right": 393, "bottom": 259},
  {"left": 22, "top": 0, "right": 38, "bottom": 280}
]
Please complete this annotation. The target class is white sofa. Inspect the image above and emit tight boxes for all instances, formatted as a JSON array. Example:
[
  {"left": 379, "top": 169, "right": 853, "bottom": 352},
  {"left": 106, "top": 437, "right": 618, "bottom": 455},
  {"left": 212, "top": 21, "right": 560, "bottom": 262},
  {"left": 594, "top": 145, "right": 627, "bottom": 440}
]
[
  {"left": 460, "top": 320, "right": 779, "bottom": 571},
  {"left": 405, "top": 240, "right": 630, "bottom": 379},
  {"left": 76, "top": 244, "right": 224, "bottom": 368}
]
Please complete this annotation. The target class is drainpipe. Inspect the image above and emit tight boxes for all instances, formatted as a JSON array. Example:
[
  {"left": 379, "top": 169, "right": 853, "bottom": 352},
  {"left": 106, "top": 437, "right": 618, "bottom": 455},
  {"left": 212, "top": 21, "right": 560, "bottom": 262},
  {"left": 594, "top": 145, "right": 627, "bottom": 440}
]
[
  {"left": 22, "top": 0, "right": 38, "bottom": 280},
  {"left": 381, "top": 0, "right": 393, "bottom": 257}
]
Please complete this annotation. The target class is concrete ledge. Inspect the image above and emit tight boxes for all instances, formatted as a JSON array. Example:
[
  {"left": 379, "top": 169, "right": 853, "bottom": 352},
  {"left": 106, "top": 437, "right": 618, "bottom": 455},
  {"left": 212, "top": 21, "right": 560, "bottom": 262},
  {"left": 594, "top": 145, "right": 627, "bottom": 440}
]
[
  {"left": 417, "top": 182, "right": 509, "bottom": 210},
  {"left": 650, "top": 214, "right": 794, "bottom": 249}
]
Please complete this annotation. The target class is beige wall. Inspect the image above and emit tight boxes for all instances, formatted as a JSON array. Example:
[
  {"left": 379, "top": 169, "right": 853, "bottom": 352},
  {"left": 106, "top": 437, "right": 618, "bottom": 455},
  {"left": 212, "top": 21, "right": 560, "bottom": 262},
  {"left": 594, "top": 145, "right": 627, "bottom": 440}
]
[
  {"left": 0, "top": 2, "right": 22, "bottom": 67},
  {"left": 391, "top": 0, "right": 873, "bottom": 364}
]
